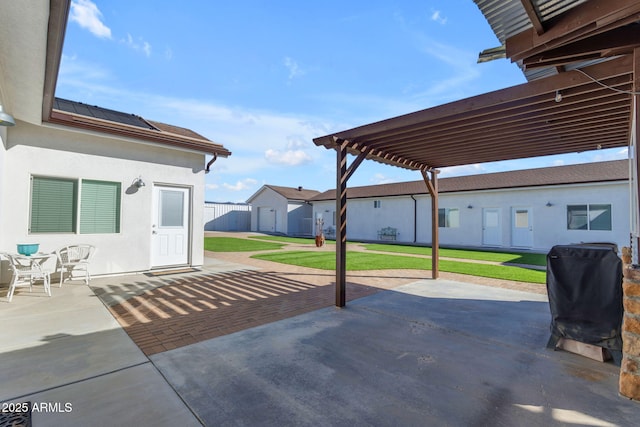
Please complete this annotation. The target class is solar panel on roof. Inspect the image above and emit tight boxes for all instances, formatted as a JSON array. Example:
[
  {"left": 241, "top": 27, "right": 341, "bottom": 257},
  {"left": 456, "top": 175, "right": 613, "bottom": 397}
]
[{"left": 53, "top": 97, "right": 156, "bottom": 130}]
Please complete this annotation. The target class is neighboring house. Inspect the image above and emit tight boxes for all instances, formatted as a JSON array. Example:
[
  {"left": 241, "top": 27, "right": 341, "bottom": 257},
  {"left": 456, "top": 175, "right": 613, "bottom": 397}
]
[
  {"left": 0, "top": 2, "right": 231, "bottom": 282},
  {"left": 247, "top": 185, "right": 320, "bottom": 236},
  {"left": 204, "top": 202, "right": 251, "bottom": 232},
  {"left": 309, "top": 160, "right": 629, "bottom": 252}
]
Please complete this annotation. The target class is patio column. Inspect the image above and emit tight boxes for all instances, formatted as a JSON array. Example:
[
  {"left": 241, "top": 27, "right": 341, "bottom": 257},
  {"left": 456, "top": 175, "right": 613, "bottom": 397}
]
[
  {"left": 621, "top": 247, "right": 640, "bottom": 400},
  {"left": 335, "top": 139, "right": 347, "bottom": 307},
  {"left": 334, "top": 138, "right": 369, "bottom": 307},
  {"left": 422, "top": 169, "right": 439, "bottom": 279},
  {"left": 619, "top": 48, "right": 640, "bottom": 401}
]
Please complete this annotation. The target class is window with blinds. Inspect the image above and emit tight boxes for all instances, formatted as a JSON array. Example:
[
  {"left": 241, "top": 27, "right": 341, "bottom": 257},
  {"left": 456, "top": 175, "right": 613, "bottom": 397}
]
[
  {"left": 80, "top": 180, "right": 121, "bottom": 233},
  {"left": 30, "top": 177, "right": 77, "bottom": 233},
  {"left": 30, "top": 176, "right": 121, "bottom": 234}
]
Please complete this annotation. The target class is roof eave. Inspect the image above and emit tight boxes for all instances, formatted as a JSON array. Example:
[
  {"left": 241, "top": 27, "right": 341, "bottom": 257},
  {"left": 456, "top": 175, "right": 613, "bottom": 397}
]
[{"left": 47, "top": 109, "right": 232, "bottom": 157}]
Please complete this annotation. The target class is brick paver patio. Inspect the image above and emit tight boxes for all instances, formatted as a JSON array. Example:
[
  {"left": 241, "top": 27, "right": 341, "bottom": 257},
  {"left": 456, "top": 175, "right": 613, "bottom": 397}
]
[
  {"left": 92, "top": 233, "right": 545, "bottom": 356},
  {"left": 93, "top": 268, "right": 395, "bottom": 356}
]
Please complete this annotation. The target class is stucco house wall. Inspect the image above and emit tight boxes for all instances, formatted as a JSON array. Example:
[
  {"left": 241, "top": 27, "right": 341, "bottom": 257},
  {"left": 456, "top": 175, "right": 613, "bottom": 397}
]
[
  {"left": 287, "top": 202, "right": 313, "bottom": 236},
  {"left": 249, "top": 187, "right": 288, "bottom": 234},
  {"left": 0, "top": 121, "right": 206, "bottom": 279},
  {"left": 312, "top": 180, "right": 629, "bottom": 252},
  {"left": 248, "top": 186, "right": 316, "bottom": 235}
]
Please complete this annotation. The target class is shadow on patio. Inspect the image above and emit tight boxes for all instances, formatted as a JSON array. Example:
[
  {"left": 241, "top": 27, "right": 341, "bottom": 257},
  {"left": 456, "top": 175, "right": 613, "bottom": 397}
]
[{"left": 92, "top": 269, "right": 385, "bottom": 355}]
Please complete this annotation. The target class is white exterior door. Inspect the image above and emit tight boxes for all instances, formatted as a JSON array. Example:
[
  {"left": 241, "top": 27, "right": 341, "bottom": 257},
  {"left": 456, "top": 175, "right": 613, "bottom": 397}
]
[
  {"left": 482, "top": 208, "right": 502, "bottom": 246},
  {"left": 258, "top": 207, "right": 275, "bottom": 232},
  {"left": 152, "top": 185, "right": 190, "bottom": 267},
  {"left": 511, "top": 207, "right": 533, "bottom": 248}
]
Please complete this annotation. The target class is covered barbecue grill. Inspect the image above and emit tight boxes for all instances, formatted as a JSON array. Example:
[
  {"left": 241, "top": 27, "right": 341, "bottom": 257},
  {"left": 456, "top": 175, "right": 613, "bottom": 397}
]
[{"left": 546, "top": 243, "right": 623, "bottom": 363}]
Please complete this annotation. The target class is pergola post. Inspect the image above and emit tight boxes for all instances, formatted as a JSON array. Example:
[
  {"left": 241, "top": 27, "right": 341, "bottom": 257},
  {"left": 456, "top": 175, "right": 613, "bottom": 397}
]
[
  {"left": 334, "top": 138, "right": 369, "bottom": 308},
  {"left": 422, "top": 169, "right": 439, "bottom": 279},
  {"left": 335, "top": 140, "right": 348, "bottom": 307}
]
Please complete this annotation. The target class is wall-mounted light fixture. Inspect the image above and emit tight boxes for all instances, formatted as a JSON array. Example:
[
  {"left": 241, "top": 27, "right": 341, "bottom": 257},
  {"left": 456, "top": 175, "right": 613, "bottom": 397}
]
[
  {"left": 467, "top": 205, "right": 473, "bottom": 209},
  {"left": 0, "top": 105, "right": 15, "bottom": 126},
  {"left": 133, "top": 176, "right": 146, "bottom": 188},
  {"left": 546, "top": 201, "right": 553, "bottom": 207},
  {"left": 554, "top": 90, "right": 562, "bottom": 103}
]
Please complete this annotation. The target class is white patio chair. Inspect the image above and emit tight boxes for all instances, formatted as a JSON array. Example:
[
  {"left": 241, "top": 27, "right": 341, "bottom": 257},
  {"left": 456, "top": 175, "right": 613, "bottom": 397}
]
[
  {"left": 5, "top": 253, "right": 53, "bottom": 302},
  {"left": 56, "top": 244, "right": 95, "bottom": 287}
]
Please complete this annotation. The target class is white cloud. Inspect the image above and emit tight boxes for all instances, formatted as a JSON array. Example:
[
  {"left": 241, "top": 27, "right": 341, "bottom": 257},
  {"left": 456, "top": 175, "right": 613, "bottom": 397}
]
[
  {"left": 369, "top": 173, "right": 399, "bottom": 184},
  {"left": 70, "top": 0, "right": 112, "bottom": 39},
  {"left": 439, "top": 164, "right": 484, "bottom": 178},
  {"left": 431, "top": 10, "right": 447, "bottom": 25},
  {"left": 222, "top": 178, "right": 258, "bottom": 191},
  {"left": 264, "top": 148, "right": 312, "bottom": 166},
  {"left": 413, "top": 38, "right": 480, "bottom": 101},
  {"left": 591, "top": 147, "right": 629, "bottom": 162},
  {"left": 205, "top": 183, "right": 219, "bottom": 190},
  {"left": 284, "top": 57, "right": 304, "bottom": 80},
  {"left": 59, "top": 55, "right": 113, "bottom": 82},
  {"left": 122, "top": 34, "right": 152, "bottom": 57}
]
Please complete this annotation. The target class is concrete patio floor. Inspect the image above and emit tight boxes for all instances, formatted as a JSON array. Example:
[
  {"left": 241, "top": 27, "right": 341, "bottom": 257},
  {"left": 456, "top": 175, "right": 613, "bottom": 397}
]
[{"left": 1, "top": 256, "right": 639, "bottom": 426}]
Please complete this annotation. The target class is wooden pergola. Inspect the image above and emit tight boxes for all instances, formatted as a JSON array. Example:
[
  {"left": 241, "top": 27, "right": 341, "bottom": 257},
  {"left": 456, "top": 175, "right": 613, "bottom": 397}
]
[{"left": 313, "top": 0, "right": 640, "bottom": 307}]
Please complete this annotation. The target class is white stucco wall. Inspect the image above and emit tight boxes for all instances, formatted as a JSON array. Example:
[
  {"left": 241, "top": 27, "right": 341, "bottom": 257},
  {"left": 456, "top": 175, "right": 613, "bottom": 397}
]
[
  {"left": 312, "top": 181, "right": 629, "bottom": 252},
  {"left": 0, "top": 126, "right": 6, "bottom": 231},
  {"left": 249, "top": 188, "right": 288, "bottom": 233},
  {"left": 0, "top": 121, "right": 207, "bottom": 279},
  {"left": 287, "top": 202, "right": 313, "bottom": 236}
]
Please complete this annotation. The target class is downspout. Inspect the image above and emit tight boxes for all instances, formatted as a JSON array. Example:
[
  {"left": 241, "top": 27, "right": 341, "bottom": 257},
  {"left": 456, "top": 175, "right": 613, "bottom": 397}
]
[
  {"left": 410, "top": 194, "right": 417, "bottom": 243},
  {"left": 205, "top": 153, "right": 218, "bottom": 173}
]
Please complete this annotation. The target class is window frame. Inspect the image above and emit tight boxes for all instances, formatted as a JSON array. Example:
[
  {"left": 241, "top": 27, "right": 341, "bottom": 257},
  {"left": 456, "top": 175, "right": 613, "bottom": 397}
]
[
  {"left": 438, "top": 207, "right": 460, "bottom": 228},
  {"left": 29, "top": 175, "right": 123, "bottom": 235},
  {"left": 566, "top": 203, "right": 612, "bottom": 231}
]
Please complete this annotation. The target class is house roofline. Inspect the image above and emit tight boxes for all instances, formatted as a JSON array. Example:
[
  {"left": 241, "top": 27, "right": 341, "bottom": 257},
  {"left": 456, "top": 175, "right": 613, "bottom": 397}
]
[{"left": 47, "top": 109, "right": 231, "bottom": 157}]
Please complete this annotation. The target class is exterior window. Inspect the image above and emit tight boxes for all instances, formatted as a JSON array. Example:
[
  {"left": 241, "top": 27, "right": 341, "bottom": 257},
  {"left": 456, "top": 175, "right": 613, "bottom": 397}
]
[
  {"left": 80, "top": 180, "right": 121, "bottom": 233},
  {"left": 30, "top": 176, "right": 77, "bottom": 233},
  {"left": 438, "top": 208, "right": 460, "bottom": 228},
  {"left": 567, "top": 204, "right": 611, "bottom": 231},
  {"left": 374, "top": 200, "right": 381, "bottom": 208},
  {"left": 30, "top": 176, "right": 121, "bottom": 234}
]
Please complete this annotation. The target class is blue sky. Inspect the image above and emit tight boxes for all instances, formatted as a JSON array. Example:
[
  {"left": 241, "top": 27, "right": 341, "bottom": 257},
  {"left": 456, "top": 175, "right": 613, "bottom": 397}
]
[{"left": 55, "top": 0, "right": 628, "bottom": 203}]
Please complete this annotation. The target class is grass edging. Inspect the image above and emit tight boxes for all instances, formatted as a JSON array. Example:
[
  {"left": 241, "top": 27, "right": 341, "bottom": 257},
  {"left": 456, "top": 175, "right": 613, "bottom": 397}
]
[{"left": 251, "top": 250, "right": 546, "bottom": 284}]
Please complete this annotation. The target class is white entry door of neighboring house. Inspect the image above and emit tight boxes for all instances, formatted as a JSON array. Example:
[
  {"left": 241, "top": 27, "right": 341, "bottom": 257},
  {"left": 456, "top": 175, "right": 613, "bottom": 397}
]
[
  {"left": 511, "top": 207, "right": 533, "bottom": 248},
  {"left": 482, "top": 208, "right": 502, "bottom": 246},
  {"left": 151, "top": 185, "right": 190, "bottom": 267},
  {"left": 258, "top": 207, "right": 276, "bottom": 232}
]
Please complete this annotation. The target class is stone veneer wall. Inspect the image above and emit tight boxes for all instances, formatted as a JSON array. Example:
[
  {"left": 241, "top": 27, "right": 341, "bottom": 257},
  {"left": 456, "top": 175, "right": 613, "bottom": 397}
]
[{"left": 620, "top": 247, "right": 640, "bottom": 400}]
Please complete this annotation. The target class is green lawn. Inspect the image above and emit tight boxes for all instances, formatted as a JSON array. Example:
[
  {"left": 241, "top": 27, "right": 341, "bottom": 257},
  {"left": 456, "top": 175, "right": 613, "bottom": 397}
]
[
  {"left": 251, "top": 250, "right": 546, "bottom": 284},
  {"left": 204, "top": 237, "right": 285, "bottom": 252},
  {"left": 362, "top": 244, "right": 546, "bottom": 266},
  {"left": 249, "top": 235, "right": 323, "bottom": 245},
  {"left": 204, "top": 236, "right": 547, "bottom": 283}
]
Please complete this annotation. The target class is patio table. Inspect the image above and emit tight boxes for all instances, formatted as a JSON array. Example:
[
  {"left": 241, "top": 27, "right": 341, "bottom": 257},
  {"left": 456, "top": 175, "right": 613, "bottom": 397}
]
[{"left": 5, "top": 252, "right": 56, "bottom": 301}]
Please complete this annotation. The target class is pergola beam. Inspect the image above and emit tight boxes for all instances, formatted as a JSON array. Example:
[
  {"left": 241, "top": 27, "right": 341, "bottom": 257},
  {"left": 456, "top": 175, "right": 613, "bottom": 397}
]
[{"left": 314, "top": 56, "right": 633, "bottom": 157}]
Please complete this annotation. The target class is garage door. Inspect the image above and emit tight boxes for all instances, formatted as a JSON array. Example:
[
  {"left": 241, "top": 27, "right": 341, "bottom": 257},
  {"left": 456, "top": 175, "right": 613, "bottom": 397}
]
[{"left": 258, "top": 207, "right": 275, "bottom": 232}]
